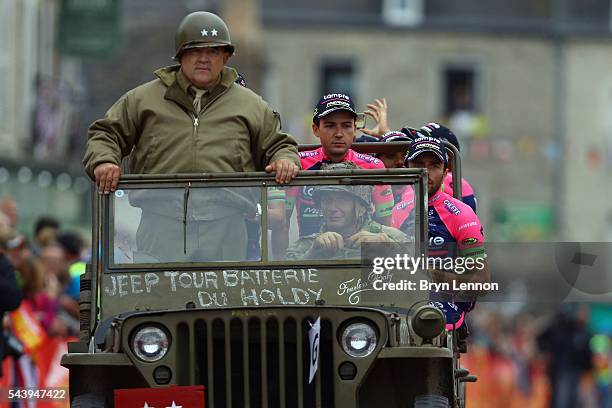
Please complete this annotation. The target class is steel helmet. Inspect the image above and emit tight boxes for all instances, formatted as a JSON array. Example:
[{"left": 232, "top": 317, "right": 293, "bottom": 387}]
[
  {"left": 174, "top": 11, "right": 235, "bottom": 60},
  {"left": 312, "top": 162, "right": 372, "bottom": 208}
]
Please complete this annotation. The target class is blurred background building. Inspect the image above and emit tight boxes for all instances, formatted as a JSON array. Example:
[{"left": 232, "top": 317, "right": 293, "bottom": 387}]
[
  {"left": 1, "top": 0, "right": 612, "bottom": 242},
  {"left": 0, "top": 2, "right": 610, "bottom": 406}
]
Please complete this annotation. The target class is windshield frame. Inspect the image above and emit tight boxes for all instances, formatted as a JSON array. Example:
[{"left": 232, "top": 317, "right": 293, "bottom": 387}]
[
  {"left": 90, "top": 169, "right": 428, "bottom": 321},
  {"left": 99, "top": 169, "right": 427, "bottom": 272}
]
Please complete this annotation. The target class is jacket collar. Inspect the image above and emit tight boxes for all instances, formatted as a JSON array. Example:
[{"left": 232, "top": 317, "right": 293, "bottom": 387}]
[{"left": 154, "top": 65, "right": 239, "bottom": 114}]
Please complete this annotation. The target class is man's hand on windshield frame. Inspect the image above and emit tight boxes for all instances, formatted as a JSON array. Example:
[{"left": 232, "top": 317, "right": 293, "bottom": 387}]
[
  {"left": 93, "top": 162, "right": 121, "bottom": 194},
  {"left": 266, "top": 159, "right": 299, "bottom": 184}
]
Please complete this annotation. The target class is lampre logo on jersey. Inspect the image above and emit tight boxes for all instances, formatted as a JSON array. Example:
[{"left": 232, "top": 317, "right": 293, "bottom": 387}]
[{"left": 458, "top": 221, "right": 478, "bottom": 231}]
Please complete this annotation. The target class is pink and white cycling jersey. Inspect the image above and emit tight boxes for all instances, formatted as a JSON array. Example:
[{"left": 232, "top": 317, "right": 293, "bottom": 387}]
[
  {"left": 427, "top": 188, "right": 483, "bottom": 258},
  {"left": 443, "top": 172, "right": 477, "bottom": 213},
  {"left": 391, "top": 186, "right": 415, "bottom": 231},
  {"left": 427, "top": 188, "right": 485, "bottom": 329},
  {"left": 287, "top": 147, "right": 394, "bottom": 237}
]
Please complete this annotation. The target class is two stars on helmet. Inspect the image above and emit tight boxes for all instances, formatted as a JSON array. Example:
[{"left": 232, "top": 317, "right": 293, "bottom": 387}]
[{"left": 200, "top": 28, "right": 219, "bottom": 37}]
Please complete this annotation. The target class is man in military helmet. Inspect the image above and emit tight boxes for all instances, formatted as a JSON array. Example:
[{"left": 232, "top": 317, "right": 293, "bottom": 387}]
[
  {"left": 83, "top": 11, "right": 300, "bottom": 262},
  {"left": 84, "top": 11, "right": 300, "bottom": 193},
  {"left": 286, "top": 163, "right": 407, "bottom": 260}
]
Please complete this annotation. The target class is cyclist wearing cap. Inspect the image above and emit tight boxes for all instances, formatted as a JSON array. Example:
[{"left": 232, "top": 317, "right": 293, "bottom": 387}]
[
  {"left": 284, "top": 94, "right": 394, "bottom": 238},
  {"left": 286, "top": 163, "right": 407, "bottom": 260},
  {"left": 405, "top": 136, "right": 489, "bottom": 331},
  {"left": 377, "top": 129, "right": 438, "bottom": 232},
  {"left": 420, "top": 122, "right": 478, "bottom": 213},
  {"left": 375, "top": 131, "right": 417, "bottom": 232},
  {"left": 377, "top": 130, "right": 414, "bottom": 170}
]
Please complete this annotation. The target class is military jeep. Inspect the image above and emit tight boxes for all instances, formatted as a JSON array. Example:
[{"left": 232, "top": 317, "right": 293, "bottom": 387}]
[{"left": 62, "top": 145, "right": 474, "bottom": 407}]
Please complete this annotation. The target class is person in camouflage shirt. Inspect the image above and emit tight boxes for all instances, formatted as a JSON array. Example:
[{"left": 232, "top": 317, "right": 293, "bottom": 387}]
[{"left": 286, "top": 167, "right": 408, "bottom": 260}]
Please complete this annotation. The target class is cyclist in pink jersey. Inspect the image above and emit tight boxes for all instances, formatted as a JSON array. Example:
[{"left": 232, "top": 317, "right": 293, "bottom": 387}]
[
  {"left": 286, "top": 94, "right": 394, "bottom": 236},
  {"left": 405, "top": 136, "right": 489, "bottom": 333},
  {"left": 267, "top": 94, "right": 394, "bottom": 257},
  {"left": 420, "top": 122, "right": 478, "bottom": 213}
]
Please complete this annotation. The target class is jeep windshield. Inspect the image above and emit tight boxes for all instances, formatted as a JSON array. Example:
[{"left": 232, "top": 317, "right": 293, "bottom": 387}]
[{"left": 97, "top": 170, "right": 429, "bottom": 319}]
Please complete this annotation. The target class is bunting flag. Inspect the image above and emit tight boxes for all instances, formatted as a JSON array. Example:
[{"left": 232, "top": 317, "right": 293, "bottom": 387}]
[
  {"left": 35, "top": 337, "right": 73, "bottom": 408},
  {"left": 9, "top": 301, "right": 48, "bottom": 354}
]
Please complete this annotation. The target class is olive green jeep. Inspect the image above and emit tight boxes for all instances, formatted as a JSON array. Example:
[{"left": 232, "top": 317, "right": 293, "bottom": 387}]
[{"left": 62, "top": 142, "right": 474, "bottom": 407}]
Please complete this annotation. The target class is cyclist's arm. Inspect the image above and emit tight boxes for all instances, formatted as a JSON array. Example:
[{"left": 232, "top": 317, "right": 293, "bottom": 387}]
[
  {"left": 372, "top": 185, "right": 394, "bottom": 226},
  {"left": 431, "top": 212, "right": 489, "bottom": 295}
]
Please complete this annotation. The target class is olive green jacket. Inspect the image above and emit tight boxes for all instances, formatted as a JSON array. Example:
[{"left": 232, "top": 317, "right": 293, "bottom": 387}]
[
  {"left": 83, "top": 65, "right": 299, "bottom": 178},
  {"left": 286, "top": 219, "right": 409, "bottom": 260}
]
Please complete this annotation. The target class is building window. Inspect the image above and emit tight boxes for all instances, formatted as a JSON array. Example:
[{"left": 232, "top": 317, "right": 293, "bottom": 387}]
[
  {"left": 441, "top": 65, "right": 487, "bottom": 139},
  {"left": 443, "top": 67, "right": 478, "bottom": 116},
  {"left": 383, "top": 0, "right": 424, "bottom": 26},
  {"left": 320, "top": 61, "right": 355, "bottom": 98}
]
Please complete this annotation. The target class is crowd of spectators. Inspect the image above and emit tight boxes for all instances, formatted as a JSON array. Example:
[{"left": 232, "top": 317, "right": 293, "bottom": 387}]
[
  {"left": 465, "top": 304, "right": 611, "bottom": 408},
  {"left": 0, "top": 196, "right": 87, "bottom": 407}
]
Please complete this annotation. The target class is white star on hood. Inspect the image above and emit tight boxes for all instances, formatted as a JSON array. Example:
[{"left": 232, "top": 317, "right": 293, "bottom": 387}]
[
  {"left": 201, "top": 28, "right": 208, "bottom": 36},
  {"left": 211, "top": 28, "right": 218, "bottom": 36}
]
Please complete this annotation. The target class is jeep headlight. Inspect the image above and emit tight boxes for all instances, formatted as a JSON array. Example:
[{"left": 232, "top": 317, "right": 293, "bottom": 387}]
[
  {"left": 410, "top": 305, "right": 446, "bottom": 342},
  {"left": 132, "top": 326, "right": 169, "bottom": 362},
  {"left": 341, "top": 322, "right": 377, "bottom": 358}
]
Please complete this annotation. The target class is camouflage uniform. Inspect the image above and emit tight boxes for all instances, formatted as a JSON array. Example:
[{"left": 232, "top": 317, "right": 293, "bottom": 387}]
[{"left": 286, "top": 216, "right": 408, "bottom": 260}]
